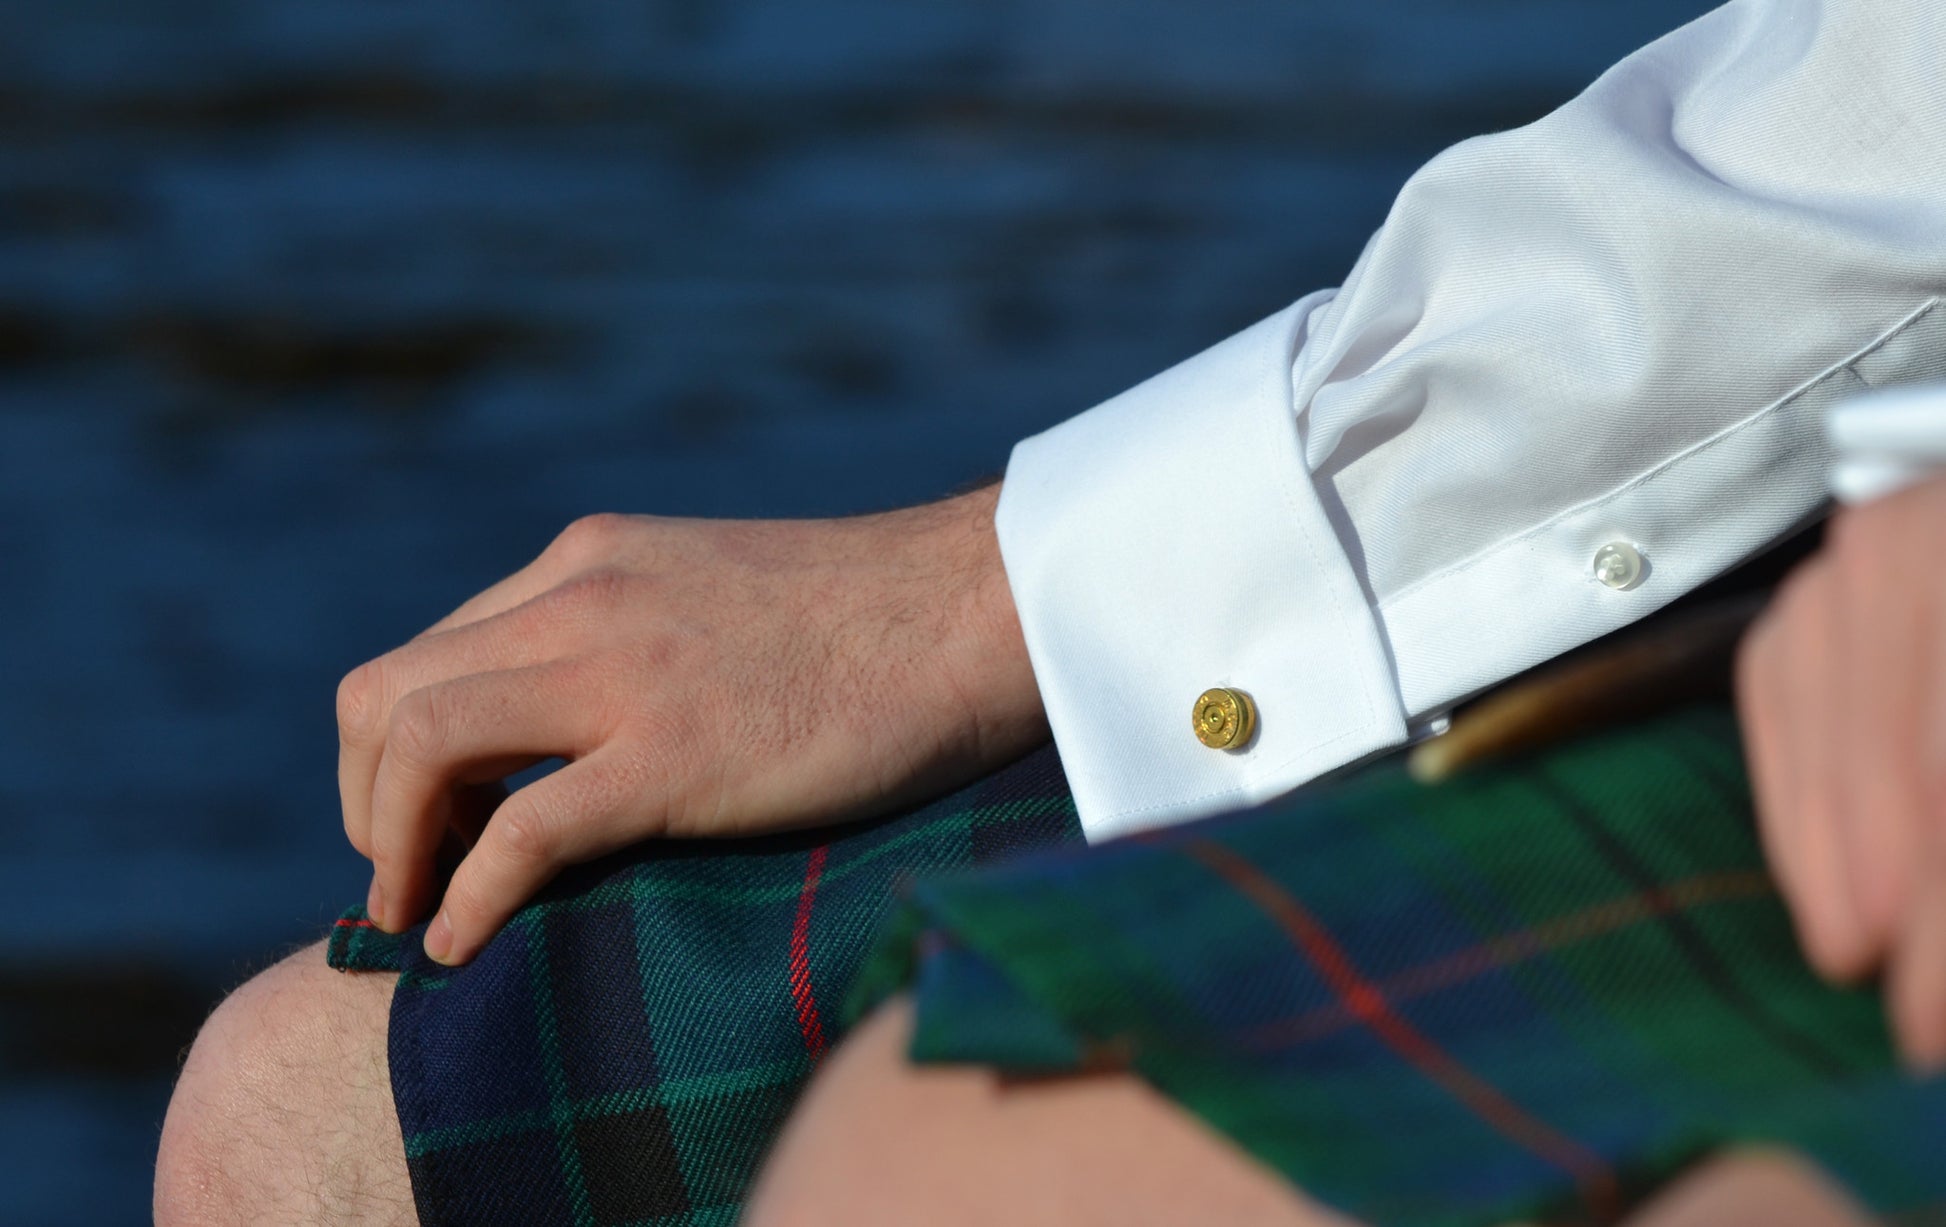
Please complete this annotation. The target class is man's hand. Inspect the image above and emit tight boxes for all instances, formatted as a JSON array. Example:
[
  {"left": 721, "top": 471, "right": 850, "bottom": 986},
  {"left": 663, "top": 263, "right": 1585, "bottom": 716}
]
[
  {"left": 1736, "top": 475, "right": 1946, "bottom": 1070},
  {"left": 337, "top": 484, "right": 1046, "bottom": 965}
]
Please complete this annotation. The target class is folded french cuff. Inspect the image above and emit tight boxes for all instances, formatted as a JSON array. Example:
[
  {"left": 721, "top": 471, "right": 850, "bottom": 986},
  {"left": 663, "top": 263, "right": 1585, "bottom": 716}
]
[{"left": 997, "top": 296, "right": 1408, "bottom": 841}]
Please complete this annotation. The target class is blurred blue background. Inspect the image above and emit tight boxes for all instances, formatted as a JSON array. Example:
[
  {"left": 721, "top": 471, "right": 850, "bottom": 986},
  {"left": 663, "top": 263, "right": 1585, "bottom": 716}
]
[{"left": 0, "top": 0, "right": 1718, "bottom": 1220}]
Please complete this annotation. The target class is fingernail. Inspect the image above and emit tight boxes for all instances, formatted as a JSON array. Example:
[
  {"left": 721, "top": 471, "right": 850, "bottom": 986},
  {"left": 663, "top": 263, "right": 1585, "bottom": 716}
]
[
  {"left": 366, "top": 878, "right": 387, "bottom": 929},
  {"left": 424, "top": 912, "right": 454, "bottom": 964}
]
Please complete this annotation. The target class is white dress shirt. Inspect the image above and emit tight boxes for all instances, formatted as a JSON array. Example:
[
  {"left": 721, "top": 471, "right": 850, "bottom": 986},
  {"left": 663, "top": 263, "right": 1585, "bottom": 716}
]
[
  {"left": 1829, "top": 383, "right": 1946, "bottom": 507},
  {"left": 997, "top": 0, "right": 1946, "bottom": 841}
]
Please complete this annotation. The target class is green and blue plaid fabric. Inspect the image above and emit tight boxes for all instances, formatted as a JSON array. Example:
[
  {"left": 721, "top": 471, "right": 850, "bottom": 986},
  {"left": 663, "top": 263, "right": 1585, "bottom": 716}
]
[
  {"left": 327, "top": 745, "right": 1082, "bottom": 1226},
  {"left": 331, "top": 704, "right": 1946, "bottom": 1226},
  {"left": 856, "top": 706, "right": 1946, "bottom": 1227}
]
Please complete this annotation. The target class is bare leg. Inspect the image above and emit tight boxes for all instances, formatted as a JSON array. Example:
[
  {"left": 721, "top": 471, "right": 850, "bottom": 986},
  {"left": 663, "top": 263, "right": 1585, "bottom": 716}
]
[
  {"left": 749, "top": 998, "right": 1880, "bottom": 1227},
  {"left": 154, "top": 940, "right": 414, "bottom": 1227},
  {"left": 748, "top": 997, "right": 1347, "bottom": 1227},
  {"left": 1623, "top": 1149, "right": 1874, "bottom": 1227},
  {"left": 153, "top": 959, "right": 1884, "bottom": 1227}
]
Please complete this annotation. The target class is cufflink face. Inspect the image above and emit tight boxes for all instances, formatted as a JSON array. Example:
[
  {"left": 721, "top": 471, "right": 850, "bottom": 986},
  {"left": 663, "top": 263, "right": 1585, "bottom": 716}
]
[{"left": 1193, "top": 687, "right": 1256, "bottom": 750}]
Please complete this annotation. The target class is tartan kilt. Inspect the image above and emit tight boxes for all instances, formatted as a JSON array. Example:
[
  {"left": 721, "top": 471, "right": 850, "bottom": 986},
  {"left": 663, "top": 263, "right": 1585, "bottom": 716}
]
[
  {"left": 329, "top": 706, "right": 1946, "bottom": 1227},
  {"left": 326, "top": 747, "right": 1082, "bottom": 1226}
]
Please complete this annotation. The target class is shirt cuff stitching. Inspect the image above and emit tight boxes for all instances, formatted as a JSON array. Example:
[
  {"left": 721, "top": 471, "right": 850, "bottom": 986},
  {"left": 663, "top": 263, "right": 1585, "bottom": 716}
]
[{"left": 1377, "top": 295, "right": 1939, "bottom": 612}]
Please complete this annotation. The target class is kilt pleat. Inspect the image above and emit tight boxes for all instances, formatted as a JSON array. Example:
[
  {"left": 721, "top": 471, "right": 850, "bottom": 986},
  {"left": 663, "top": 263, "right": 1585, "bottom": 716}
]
[{"left": 854, "top": 706, "right": 1946, "bottom": 1227}]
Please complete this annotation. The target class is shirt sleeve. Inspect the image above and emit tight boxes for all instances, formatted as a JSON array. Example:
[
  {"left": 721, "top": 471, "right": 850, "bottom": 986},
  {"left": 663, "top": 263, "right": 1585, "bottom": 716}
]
[
  {"left": 1828, "top": 383, "right": 1946, "bottom": 506},
  {"left": 997, "top": 0, "right": 1946, "bottom": 841}
]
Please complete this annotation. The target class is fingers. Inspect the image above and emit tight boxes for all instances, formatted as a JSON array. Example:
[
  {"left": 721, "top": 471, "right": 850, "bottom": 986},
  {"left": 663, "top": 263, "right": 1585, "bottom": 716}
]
[
  {"left": 415, "top": 563, "right": 559, "bottom": 641},
  {"left": 1739, "top": 561, "right": 1878, "bottom": 981},
  {"left": 415, "top": 515, "right": 638, "bottom": 640},
  {"left": 1827, "top": 513, "right": 1930, "bottom": 951},
  {"left": 423, "top": 750, "right": 654, "bottom": 966},
  {"left": 1746, "top": 491, "right": 1946, "bottom": 1069},
  {"left": 339, "top": 600, "right": 575, "bottom": 859},
  {"left": 1737, "top": 612, "right": 1807, "bottom": 905},
  {"left": 341, "top": 530, "right": 655, "bottom": 859},
  {"left": 367, "top": 662, "right": 614, "bottom": 933},
  {"left": 1887, "top": 858, "right": 1946, "bottom": 1074}
]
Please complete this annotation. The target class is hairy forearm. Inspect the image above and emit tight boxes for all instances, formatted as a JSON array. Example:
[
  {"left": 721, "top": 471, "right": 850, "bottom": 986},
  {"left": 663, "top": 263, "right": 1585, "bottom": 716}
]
[{"left": 899, "top": 482, "right": 1048, "bottom": 776}]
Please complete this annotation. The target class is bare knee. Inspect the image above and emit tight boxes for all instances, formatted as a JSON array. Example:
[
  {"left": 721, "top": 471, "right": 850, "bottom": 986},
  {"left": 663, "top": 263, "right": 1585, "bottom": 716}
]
[
  {"left": 155, "top": 939, "right": 411, "bottom": 1227},
  {"left": 747, "top": 997, "right": 1340, "bottom": 1227}
]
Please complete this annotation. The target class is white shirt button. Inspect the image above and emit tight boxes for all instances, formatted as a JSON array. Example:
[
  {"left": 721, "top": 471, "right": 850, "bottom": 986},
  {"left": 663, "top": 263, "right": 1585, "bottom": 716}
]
[{"left": 1592, "top": 542, "right": 1645, "bottom": 590}]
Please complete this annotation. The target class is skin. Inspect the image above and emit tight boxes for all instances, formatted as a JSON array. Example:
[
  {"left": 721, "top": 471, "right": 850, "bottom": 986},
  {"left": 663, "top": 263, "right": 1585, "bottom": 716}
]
[
  {"left": 166, "top": 481, "right": 1935, "bottom": 1223},
  {"left": 340, "top": 467, "right": 1946, "bottom": 1060},
  {"left": 1736, "top": 474, "right": 1946, "bottom": 1071},
  {"left": 154, "top": 942, "right": 410, "bottom": 1226},
  {"left": 746, "top": 997, "right": 1875, "bottom": 1227},
  {"left": 153, "top": 959, "right": 1875, "bottom": 1226},
  {"left": 336, "top": 483, "right": 1047, "bottom": 965}
]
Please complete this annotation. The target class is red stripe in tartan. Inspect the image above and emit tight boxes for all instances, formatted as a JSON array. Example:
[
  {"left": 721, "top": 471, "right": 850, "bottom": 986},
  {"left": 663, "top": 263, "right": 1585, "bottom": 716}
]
[
  {"left": 790, "top": 844, "right": 831, "bottom": 1062},
  {"left": 335, "top": 917, "right": 378, "bottom": 931},
  {"left": 1188, "top": 838, "right": 1620, "bottom": 1220},
  {"left": 1238, "top": 868, "right": 1774, "bottom": 1051}
]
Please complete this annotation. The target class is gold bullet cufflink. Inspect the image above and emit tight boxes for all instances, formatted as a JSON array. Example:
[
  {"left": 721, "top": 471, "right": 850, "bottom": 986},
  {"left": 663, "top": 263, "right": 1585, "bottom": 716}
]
[{"left": 1193, "top": 687, "right": 1256, "bottom": 751}]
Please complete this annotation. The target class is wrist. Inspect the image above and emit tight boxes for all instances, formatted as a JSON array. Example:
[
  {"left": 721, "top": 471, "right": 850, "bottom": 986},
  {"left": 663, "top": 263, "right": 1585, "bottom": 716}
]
[{"left": 911, "top": 483, "right": 1050, "bottom": 768}]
